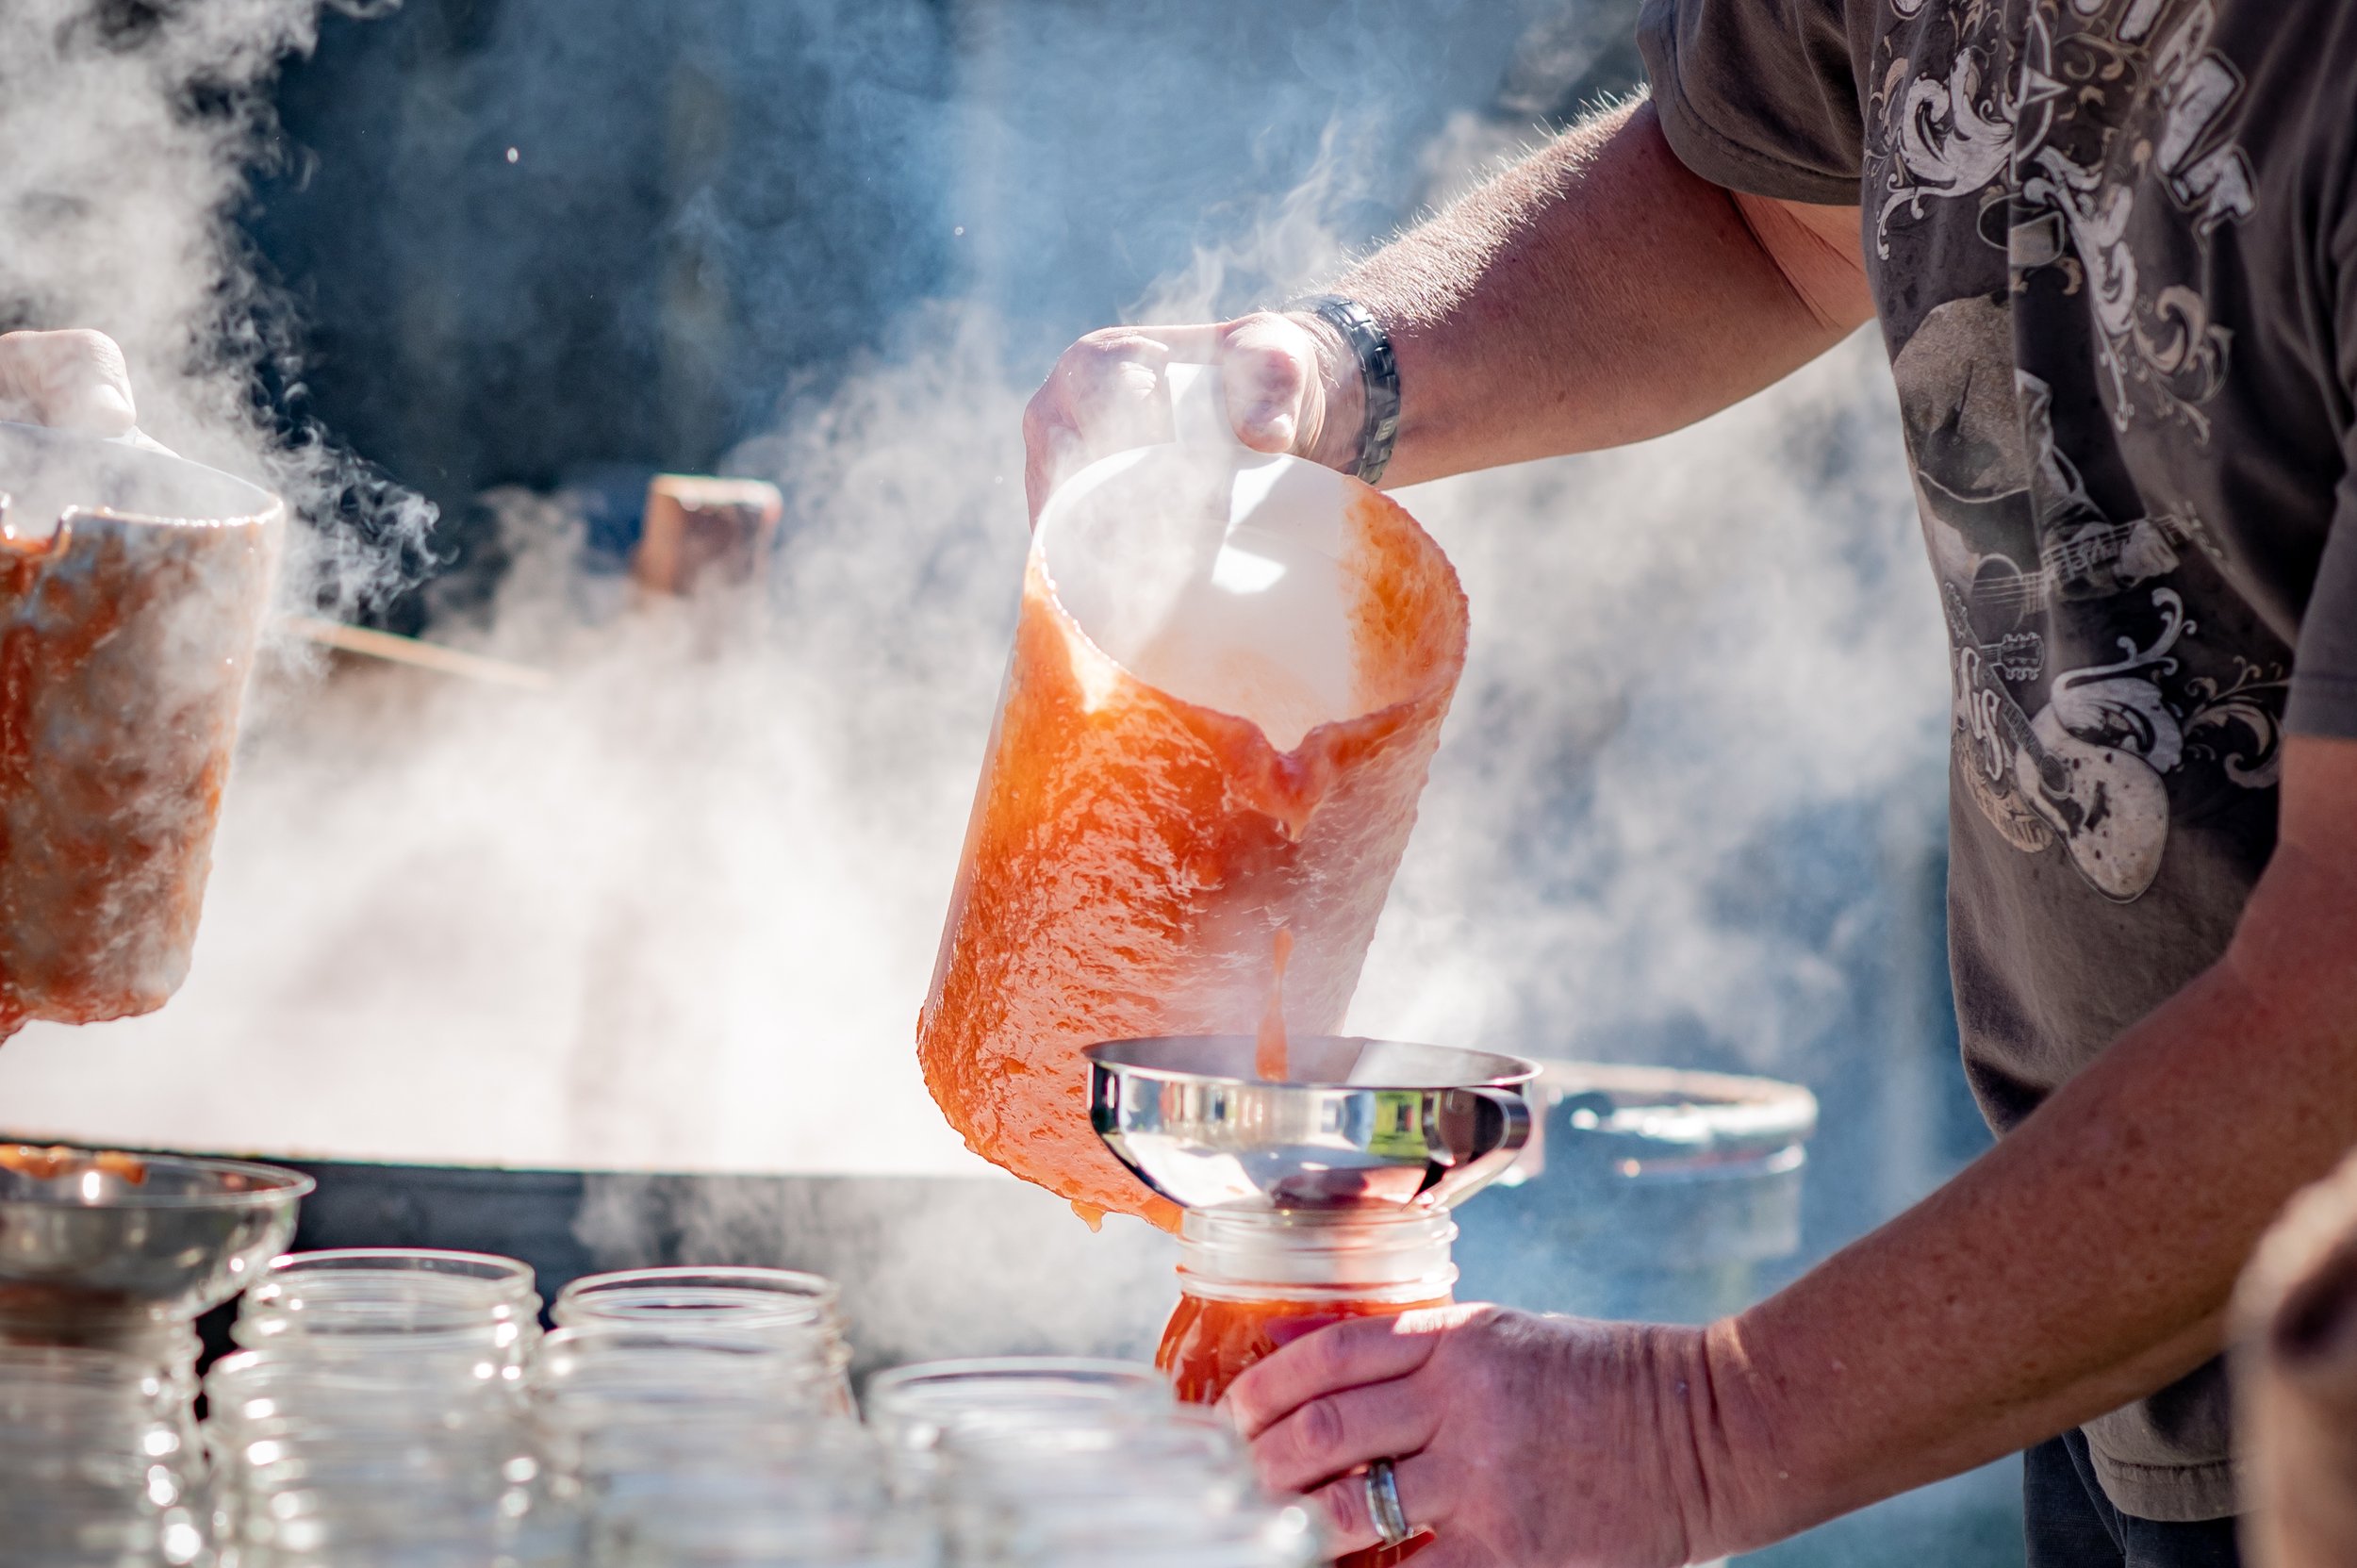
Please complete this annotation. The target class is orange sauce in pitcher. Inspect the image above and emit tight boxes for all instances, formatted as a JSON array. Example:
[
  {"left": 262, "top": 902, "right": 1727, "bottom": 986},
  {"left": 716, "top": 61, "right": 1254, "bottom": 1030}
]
[{"left": 915, "top": 487, "right": 1470, "bottom": 1229}]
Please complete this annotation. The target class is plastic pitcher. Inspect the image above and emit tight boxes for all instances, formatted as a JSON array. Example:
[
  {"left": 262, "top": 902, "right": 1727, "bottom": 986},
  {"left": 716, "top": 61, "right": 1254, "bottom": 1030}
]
[
  {"left": 0, "top": 421, "right": 280, "bottom": 1039},
  {"left": 919, "top": 366, "right": 1468, "bottom": 1226}
]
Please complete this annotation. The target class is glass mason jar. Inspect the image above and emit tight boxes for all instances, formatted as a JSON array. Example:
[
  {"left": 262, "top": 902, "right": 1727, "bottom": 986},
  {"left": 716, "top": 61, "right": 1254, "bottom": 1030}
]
[
  {"left": 865, "top": 1358, "right": 1174, "bottom": 1447},
  {"left": 1156, "top": 1207, "right": 1458, "bottom": 1568},
  {"left": 528, "top": 1324, "right": 849, "bottom": 1444},
  {"left": 932, "top": 1405, "right": 1279, "bottom": 1566},
  {"left": 552, "top": 1267, "right": 853, "bottom": 1417},
  {"left": 864, "top": 1357, "right": 1176, "bottom": 1502},
  {"left": 206, "top": 1346, "right": 565, "bottom": 1568},
  {"left": 553, "top": 1266, "right": 840, "bottom": 1336},
  {"left": 208, "top": 1249, "right": 559, "bottom": 1568},
  {"left": 584, "top": 1423, "right": 935, "bottom": 1568},
  {"left": 0, "top": 1344, "right": 208, "bottom": 1568},
  {"left": 232, "top": 1249, "right": 541, "bottom": 1372},
  {"left": 531, "top": 1335, "right": 879, "bottom": 1567},
  {"left": 1001, "top": 1498, "right": 1325, "bottom": 1568}
]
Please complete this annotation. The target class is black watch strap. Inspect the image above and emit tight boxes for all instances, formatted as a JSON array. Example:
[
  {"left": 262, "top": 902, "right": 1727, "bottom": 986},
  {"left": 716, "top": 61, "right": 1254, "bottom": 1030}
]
[{"left": 1293, "top": 294, "right": 1401, "bottom": 486}]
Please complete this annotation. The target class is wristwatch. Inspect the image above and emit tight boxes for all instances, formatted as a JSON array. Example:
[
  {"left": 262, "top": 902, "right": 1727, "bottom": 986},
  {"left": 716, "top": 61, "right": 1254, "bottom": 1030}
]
[{"left": 1291, "top": 293, "right": 1402, "bottom": 486}]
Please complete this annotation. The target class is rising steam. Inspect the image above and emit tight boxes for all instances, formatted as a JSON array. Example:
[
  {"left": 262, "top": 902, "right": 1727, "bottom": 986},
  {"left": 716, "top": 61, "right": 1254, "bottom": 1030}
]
[
  {"left": 0, "top": 2, "right": 1945, "bottom": 1235},
  {"left": 0, "top": 0, "right": 432, "bottom": 623}
]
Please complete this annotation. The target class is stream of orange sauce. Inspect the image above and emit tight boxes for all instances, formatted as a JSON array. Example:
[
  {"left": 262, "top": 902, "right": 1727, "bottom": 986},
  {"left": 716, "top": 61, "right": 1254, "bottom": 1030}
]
[{"left": 1254, "top": 926, "right": 1294, "bottom": 1081}]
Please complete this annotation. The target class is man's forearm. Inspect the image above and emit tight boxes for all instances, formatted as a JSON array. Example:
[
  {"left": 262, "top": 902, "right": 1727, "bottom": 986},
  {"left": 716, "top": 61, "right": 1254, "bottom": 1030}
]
[
  {"left": 1314, "top": 96, "right": 1869, "bottom": 487},
  {"left": 1693, "top": 736, "right": 2357, "bottom": 1550}
]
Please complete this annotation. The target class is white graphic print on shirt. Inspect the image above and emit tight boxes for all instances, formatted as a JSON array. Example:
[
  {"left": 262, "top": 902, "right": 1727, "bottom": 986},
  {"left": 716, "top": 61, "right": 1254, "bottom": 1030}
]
[{"left": 1868, "top": 0, "right": 2282, "bottom": 902}]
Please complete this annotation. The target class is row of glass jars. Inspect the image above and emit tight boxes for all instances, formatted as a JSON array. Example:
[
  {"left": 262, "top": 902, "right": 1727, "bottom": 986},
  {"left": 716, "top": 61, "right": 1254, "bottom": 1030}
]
[
  {"left": 191, "top": 1251, "right": 1315, "bottom": 1566},
  {"left": 0, "top": 1238, "right": 1363, "bottom": 1566}
]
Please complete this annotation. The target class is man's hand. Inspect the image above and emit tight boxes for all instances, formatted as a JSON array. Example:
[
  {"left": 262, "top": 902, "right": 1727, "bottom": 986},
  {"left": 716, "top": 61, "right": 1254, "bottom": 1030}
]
[
  {"left": 1223, "top": 1305, "right": 1728, "bottom": 1568},
  {"left": 1019, "top": 313, "right": 1360, "bottom": 522},
  {"left": 0, "top": 329, "right": 140, "bottom": 437}
]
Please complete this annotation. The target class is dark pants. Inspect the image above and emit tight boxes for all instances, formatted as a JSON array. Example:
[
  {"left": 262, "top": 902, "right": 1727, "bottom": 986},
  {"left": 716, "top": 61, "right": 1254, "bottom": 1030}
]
[{"left": 2024, "top": 1431, "right": 2241, "bottom": 1568}]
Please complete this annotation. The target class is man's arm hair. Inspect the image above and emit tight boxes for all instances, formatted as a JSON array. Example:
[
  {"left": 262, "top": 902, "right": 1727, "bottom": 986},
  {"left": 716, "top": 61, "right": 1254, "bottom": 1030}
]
[
  {"left": 1684, "top": 733, "right": 2357, "bottom": 1549},
  {"left": 1325, "top": 95, "right": 1873, "bottom": 487}
]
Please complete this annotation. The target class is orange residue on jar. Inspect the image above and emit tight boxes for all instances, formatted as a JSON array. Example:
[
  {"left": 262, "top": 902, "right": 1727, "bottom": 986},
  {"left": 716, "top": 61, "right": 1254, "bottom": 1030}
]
[
  {"left": 1254, "top": 926, "right": 1294, "bottom": 1082},
  {"left": 0, "top": 1145, "right": 148, "bottom": 1184},
  {"left": 1158, "top": 1292, "right": 1446, "bottom": 1567},
  {"left": 917, "top": 487, "right": 1468, "bottom": 1229},
  {"left": 0, "top": 510, "right": 272, "bottom": 1040}
]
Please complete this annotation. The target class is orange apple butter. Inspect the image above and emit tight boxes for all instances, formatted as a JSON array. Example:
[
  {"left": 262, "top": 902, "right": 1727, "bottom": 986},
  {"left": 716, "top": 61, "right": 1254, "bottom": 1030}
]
[
  {"left": 1159, "top": 1294, "right": 1447, "bottom": 1567},
  {"left": 1158, "top": 1289, "right": 1453, "bottom": 1406},
  {"left": 0, "top": 1144, "right": 148, "bottom": 1183},
  {"left": 1156, "top": 1205, "right": 1459, "bottom": 1566}
]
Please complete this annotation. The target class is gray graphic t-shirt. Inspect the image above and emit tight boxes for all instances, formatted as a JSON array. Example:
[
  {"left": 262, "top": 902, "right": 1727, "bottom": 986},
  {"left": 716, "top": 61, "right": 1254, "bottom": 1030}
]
[{"left": 1639, "top": 0, "right": 2357, "bottom": 1524}]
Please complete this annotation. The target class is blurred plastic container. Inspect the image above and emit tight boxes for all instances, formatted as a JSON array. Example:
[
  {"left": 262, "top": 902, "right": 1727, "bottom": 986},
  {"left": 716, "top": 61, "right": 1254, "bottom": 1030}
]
[
  {"left": 1459, "top": 1062, "right": 1819, "bottom": 1323},
  {"left": 0, "top": 421, "right": 279, "bottom": 1040}
]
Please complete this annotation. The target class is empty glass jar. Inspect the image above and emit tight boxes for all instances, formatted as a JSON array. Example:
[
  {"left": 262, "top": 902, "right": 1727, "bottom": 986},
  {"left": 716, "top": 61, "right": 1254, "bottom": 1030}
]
[
  {"left": 0, "top": 1344, "right": 209, "bottom": 1568},
  {"left": 531, "top": 1325, "right": 893, "bottom": 1566},
  {"left": 583, "top": 1421, "right": 934, "bottom": 1567},
  {"left": 865, "top": 1357, "right": 1177, "bottom": 1473},
  {"left": 232, "top": 1248, "right": 541, "bottom": 1372},
  {"left": 552, "top": 1266, "right": 853, "bottom": 1415},
  {"left": 865, "top": 1356, "right": 1314, "bottom": 1568},
  {"left": 206, "top": 1248, "right": 563, "bottom": 1568}
]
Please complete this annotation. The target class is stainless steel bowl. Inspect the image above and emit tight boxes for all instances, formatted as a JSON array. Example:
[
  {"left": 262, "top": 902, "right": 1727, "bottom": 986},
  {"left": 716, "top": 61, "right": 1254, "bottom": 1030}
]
[
  {"left": 0, "top": 1147, "right": 311, "bottom": 1343},
  {"left": 1084, "top": 1036, "right": 1539, "bottom": 1213}
]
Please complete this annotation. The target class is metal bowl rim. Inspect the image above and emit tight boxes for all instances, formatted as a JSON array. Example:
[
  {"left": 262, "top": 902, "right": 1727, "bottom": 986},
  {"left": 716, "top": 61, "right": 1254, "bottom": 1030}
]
[
  {"left": 0, "top": 1149, "right": 315, "bottom": 1211},
  {"left": 1083, "top": 1035, "right": 1542, "bottom": 1091}
]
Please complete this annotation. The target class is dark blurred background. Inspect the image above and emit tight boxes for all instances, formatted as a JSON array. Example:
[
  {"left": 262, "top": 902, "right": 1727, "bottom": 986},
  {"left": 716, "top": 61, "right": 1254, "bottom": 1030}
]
[{"left": 242, "top": 0, "right": 1641, "bottom": 625}]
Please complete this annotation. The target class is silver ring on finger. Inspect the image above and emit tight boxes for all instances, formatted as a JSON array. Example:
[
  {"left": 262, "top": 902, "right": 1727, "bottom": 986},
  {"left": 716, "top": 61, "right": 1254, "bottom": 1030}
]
[{"left": 1364, "top": 1457, "right": 1413, "bottom": 1548}]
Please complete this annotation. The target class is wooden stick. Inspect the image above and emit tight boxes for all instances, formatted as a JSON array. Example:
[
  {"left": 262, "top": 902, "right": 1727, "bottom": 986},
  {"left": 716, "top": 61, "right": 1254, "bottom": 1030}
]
[{"left": 282, "top": 615, "right": 554, "bottom": 691}]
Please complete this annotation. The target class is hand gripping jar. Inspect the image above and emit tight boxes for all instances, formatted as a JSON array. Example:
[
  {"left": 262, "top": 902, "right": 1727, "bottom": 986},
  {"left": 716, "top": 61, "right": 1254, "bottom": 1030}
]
[{"left": 1155, "top": 1206, "right": 1457, "bottom": 1568}]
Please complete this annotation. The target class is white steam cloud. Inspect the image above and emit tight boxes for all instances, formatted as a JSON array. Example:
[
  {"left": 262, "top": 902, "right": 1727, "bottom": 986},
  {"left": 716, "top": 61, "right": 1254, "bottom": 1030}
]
[
  {"left": 0, "top": 0, "right": 430, "bottom": 621},
  {"left": 0, "top": 3, "right": 1946, "bottom": 1251},
  {"left": 0, "top": 323, "right": 1943, "bottom": 1164},
  {"left": 1363, "top": 345, "right": 1949, "bottom": 1075}
]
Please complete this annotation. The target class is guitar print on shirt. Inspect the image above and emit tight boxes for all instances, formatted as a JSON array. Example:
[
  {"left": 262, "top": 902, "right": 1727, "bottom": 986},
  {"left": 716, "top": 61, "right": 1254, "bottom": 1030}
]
[{"left": 1871, "top": 0, "right": 2285, "bottom": 904}]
